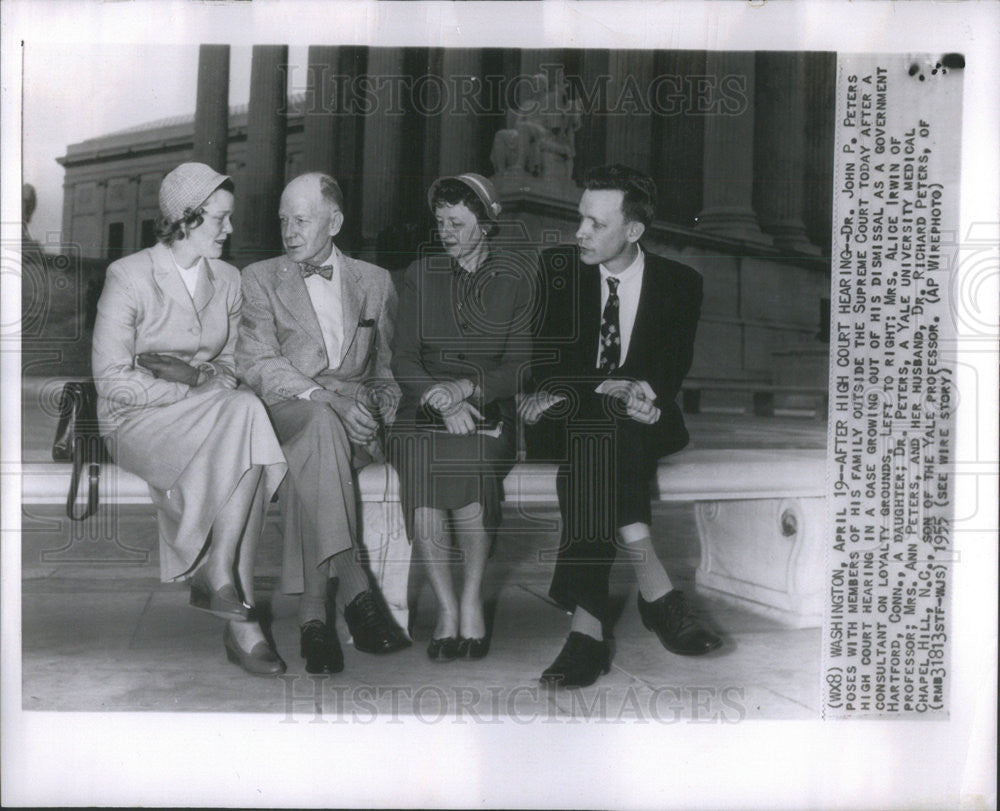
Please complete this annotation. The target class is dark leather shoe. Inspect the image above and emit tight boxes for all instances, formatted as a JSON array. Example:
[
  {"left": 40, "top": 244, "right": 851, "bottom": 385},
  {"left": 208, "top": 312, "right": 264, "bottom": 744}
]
[
  {"left": 223, "top": 624, "right": 286, "bottom": 677},
  {"left": 638, "top": 590, "right": 722, "bottom": 656},
  {"left": 427, "top": 636, "right": 460, "bottom": 662},
  {"left": 457, "top": 635, "right": 490, "bottom": 660},
  {"left": 343, "top": 590, "right": 411, "bottom": 655},
  {"left": 300, "top": 620, "right": 344, "bottom": 674},
  {"left": 190, "top": 568, "right": 251, "bottom": 620},
  {"left": 539, "top": 632, "right": 610, "bottom": 688}
]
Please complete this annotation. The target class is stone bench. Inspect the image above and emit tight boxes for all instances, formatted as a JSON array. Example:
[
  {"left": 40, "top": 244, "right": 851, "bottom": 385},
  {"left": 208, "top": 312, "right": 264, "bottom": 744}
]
[
  {"left": 683, "top": 379, "right": 829, "bottom": 420},
  {"left": 20, "top": 447, "right": 827, "bottom": 628}
]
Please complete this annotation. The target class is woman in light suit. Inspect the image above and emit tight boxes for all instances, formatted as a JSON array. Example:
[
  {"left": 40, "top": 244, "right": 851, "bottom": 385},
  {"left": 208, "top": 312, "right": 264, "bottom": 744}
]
[{"left": 92, "top": 163, "right": 287, "bottom": 675}]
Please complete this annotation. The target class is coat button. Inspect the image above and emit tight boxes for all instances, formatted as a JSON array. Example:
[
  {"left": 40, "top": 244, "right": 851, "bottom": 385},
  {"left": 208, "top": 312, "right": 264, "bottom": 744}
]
[
  {"left": 457, "top": 353, "right": 466, "bottom": 360},
  {"left": 460, "top": 322, "right": 469, "bottom": 330}
]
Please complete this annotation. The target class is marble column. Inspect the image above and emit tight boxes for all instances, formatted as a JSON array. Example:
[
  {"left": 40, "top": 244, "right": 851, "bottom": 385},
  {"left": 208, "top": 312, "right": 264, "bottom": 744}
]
[
  {"left": 695, "top": 52, "right": 772, "bottom": 244},
  {"left": 605, "top": 50, "right": 655, "bottom": 174},
  {"left": 300, "top": 46, "right": 362, "bottom": 248},
  {"left": 60, "top": 180, "right": 74, "bottom": 249},
  {"left": 438, "top": 48, "right": 485, "bottom": 176},
  {"left": 572, "top": 49, "right": 610, "bottom": 184},
  {"left": 234, "top": 45, "right": 288, "bottom": 265},
  {"left": 753, "top": 52, "right": 820, "bottom": 255},
  {"left": 339, "top": 47, "right": 370, "bottom": 249},
  {"left": 652, "top": 50, "right": 707, "bottom": 226},
  {"left": 191, "top": 45, "right": 230, "bottom": 173},
  {"left": 401, "top": 47, "right": 437, "bottom": 216},
  {"left": 300, "top": 46, "right": 370, "bottom": 251},
  {"left": 361, "top": 48, "right": 405, "bottom": 242},
  {"left": 96, "top": 180, "right": 110, "bottom": 259},
  {"left": 300, "top": 46, "right": 339, "bottom": 175},
  {"left": 804, "top": 51, "right": 836, "bottom": 255},
  {"left": 132, "top": 174, "right": 142, "bottom": 252}
]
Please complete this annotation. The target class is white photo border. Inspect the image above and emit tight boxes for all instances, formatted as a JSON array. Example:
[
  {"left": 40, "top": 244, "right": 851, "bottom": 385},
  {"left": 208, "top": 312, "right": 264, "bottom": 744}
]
[{"left": 2, "top": 1, "right": 997, "bottom": 808}]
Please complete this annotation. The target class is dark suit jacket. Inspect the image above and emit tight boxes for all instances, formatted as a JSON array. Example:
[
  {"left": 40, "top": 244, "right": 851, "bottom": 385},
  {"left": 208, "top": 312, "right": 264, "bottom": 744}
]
[
  {"left": 529, "top": 244, "right": 703, "bottom": 456},
  {"left": 391, "top": 243, "right": 535, "bottom": 423}
]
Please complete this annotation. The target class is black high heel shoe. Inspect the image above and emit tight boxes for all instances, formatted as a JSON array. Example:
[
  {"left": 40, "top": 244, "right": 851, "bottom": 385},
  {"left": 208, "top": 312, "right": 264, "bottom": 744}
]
[
  {"left": 457, "top": 635, "right": 491, "bottom": 660},
  {"left": 427, "top": 636, "right": 461, "bottom": 662}
]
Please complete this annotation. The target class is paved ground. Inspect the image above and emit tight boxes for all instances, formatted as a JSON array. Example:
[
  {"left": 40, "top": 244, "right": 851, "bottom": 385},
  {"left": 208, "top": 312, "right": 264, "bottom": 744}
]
[{"left": 20, "top": 504, "right": 820, "bottom": 720}]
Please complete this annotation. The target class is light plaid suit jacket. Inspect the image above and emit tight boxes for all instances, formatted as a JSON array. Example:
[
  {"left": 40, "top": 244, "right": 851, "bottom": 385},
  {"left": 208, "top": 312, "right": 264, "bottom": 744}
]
[{"left": 235, "top": 252, "right": 400, "bottom": 409}]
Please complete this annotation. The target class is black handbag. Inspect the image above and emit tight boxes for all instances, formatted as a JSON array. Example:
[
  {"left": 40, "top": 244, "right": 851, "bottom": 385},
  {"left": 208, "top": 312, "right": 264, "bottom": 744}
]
[{"left": 52, "top": 380, "right": 110, "bottom": 520}]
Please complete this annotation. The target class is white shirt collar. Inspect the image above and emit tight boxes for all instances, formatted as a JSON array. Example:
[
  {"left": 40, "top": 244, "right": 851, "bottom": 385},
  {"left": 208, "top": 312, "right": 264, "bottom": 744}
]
[{"left": 599, "top": 245, "right": 644, "bottom": 283}]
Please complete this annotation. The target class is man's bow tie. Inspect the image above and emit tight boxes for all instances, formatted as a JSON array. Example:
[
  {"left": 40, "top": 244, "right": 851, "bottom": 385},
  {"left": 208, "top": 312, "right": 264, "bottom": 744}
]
[{"left": 299, "top": 262, "right": 334, "bottom": 281}]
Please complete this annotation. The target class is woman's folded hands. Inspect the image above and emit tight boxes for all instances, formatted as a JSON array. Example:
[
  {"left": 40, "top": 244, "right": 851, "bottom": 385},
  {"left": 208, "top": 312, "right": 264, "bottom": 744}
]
[
  {"left": 421, "top": 378, "right": 482, "bottom": 435},
  {"left": 137, "top": 353, "right": 236, "bottom": 391}
]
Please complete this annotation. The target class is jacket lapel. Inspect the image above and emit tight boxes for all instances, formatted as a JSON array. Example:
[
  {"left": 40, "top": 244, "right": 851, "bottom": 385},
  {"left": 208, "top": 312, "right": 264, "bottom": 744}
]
[
  {"left": 622, "top": 251, "right": 669, "bottom": 375},
  {"left": 150, "top": 242, "right": 197, "bottom": 313},
  {"left": 275, "top": 257, "right": 326, "bottom": 352},
  {"left": 579, "top": 259, "right": 602, "bottom": 370},
  {"left": 338, "top": 256, "right": 366, "bottom": 364},
  {"left": 627, "top": 257, "right": 653, "bottom": 366},
  {"left": 192, "top": 260, "right": 217, "bottom": 318}
]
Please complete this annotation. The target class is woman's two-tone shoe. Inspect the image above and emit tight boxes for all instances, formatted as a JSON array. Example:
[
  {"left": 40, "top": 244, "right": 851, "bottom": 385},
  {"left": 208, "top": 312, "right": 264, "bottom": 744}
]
[
  {"left": 189, "top": 568, "right": 252, "bottom": 620},
  {"left": 426, "top": 636, "right": 461, "bottom": 662},
  {"left": 223, "top": 623, "right": 286, "bottom": 677}
]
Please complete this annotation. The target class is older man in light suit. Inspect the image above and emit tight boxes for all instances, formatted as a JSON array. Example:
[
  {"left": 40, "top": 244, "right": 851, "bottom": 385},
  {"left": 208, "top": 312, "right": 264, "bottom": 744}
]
[{"left": 236, "top": 172, "right": 409, "bottom": 674}]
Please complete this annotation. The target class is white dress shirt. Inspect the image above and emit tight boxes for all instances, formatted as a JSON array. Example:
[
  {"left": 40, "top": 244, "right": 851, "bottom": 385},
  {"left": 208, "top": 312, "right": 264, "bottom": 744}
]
[
  {"left": 171, "top": 253, "right": 203, "bottom": 298},
  {"left": 592, "top": 246, "right": 659, "bottom": 420},
  {"left": 298, "top": 245, "right": 344, "bottom": 399},
  {"left": 596, "top": 245, "right": 644, "bottom": 367}
]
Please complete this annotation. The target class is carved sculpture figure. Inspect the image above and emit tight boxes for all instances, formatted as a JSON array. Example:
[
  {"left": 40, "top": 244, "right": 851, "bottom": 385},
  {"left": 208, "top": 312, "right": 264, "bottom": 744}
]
[{"left": 491, "top": 72, "right": 582, "bottom": 181}]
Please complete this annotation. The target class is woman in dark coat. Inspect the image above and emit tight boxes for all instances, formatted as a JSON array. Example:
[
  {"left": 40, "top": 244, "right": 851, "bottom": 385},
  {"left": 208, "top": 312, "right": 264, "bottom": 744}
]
[{"left": 390, "top": 174, "right": 534, "bottom": 661}]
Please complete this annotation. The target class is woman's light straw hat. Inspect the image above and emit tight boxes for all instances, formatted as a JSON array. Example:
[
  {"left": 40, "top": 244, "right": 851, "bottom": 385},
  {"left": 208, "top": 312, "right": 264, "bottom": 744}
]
[{"left": 159, "top": 162, "right": 231, "bottom": 223}]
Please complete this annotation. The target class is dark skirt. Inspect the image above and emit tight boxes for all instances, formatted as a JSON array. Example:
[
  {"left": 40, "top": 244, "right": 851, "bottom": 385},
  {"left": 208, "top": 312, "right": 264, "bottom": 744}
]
[{"left": 387, "top": 404, "right": 517, "bottom": 542}]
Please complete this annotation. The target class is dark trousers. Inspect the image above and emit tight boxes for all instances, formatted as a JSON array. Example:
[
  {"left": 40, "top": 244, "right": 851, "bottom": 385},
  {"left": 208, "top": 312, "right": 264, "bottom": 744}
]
[{"left": 527, "top": 393, "right": 666, "bottom": 626}]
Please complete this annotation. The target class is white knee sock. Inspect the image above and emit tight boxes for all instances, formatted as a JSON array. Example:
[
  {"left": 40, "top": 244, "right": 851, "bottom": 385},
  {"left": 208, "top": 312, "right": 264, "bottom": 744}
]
[
  {"left": 620, "top": 523, "right": 672, "bottom": 602},
  {"left": 570, "top": 606, "right": 604, "bottom": 641}
]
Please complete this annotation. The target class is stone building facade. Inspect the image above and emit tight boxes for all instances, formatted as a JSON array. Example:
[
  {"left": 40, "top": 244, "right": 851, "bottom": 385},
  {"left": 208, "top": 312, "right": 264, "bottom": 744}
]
[{"left": 57, "top": 46, "right": 835, "bottom": 398}]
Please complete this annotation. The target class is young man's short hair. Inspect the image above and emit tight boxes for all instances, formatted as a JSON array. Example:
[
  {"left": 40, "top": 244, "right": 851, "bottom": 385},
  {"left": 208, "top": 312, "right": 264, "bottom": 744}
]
[{"left": 583, "top": 164, "right": 657, "bottom": 228}]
